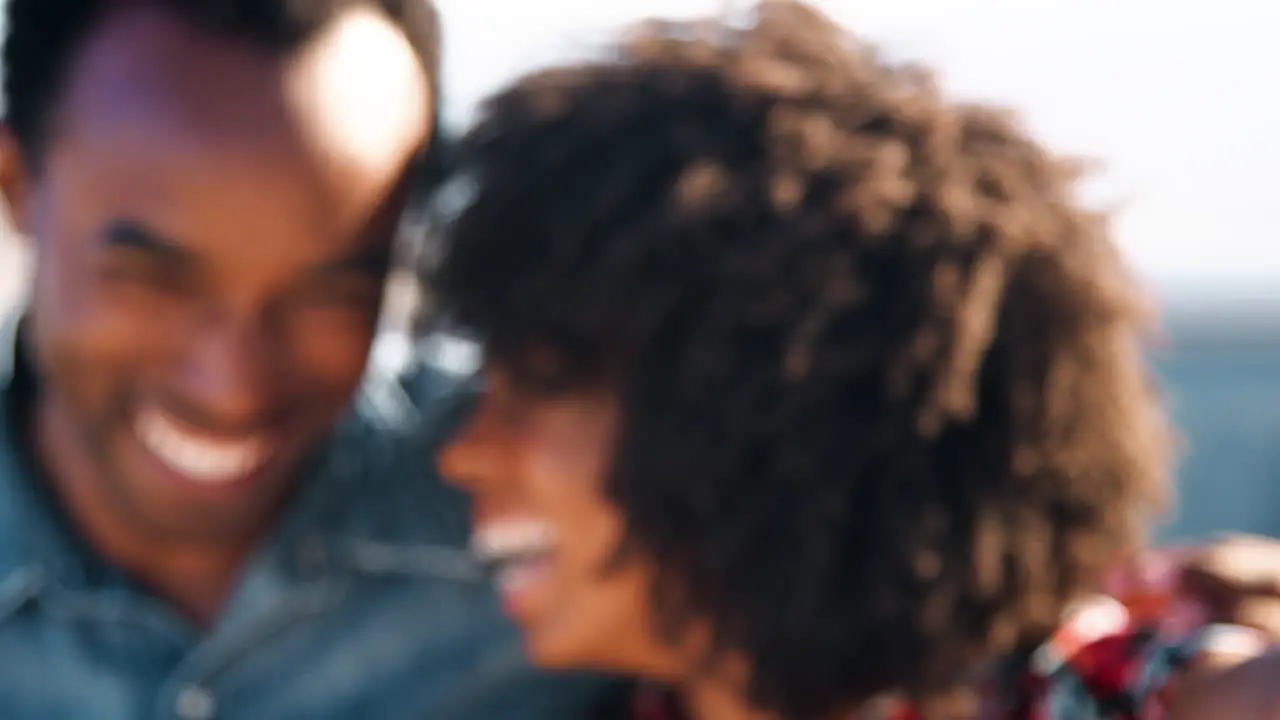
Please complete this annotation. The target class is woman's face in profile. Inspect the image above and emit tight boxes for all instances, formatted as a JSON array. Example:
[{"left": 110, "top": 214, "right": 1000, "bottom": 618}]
[{"left": 438, "top": 368, "right": 685, "bottom": 676}]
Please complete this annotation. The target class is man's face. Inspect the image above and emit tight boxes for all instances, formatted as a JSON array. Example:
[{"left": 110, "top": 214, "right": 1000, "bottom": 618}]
[{"left": 2, "top": 5, "right": 432, "bottom": 545}]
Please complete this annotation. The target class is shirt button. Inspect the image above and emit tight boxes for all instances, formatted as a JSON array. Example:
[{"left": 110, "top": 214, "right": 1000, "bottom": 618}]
[{"left": 175, "top": 685, "right": 216, "bottom": 720}]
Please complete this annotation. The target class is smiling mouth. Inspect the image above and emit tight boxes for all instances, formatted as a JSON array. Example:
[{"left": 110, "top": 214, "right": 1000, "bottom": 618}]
[
  {"left": 471, "top": 518, "right": 557, "bottom": 598},
  {"left": 134, "top": 407, "right": 272, "bottom": 486}
]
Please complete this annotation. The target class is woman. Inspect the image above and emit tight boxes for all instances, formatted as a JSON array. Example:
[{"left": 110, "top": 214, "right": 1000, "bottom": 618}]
[{"left": 432, "top": 2, "right": 1227, "bottom": 717}]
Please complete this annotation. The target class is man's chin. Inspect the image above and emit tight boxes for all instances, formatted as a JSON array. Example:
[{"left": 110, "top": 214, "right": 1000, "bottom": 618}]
[
  {"left": 107, "top": 446, "right": 302, "bottom": 544},
  {"left": 112, "top": 477, "right": 293, "bottom": 546}
]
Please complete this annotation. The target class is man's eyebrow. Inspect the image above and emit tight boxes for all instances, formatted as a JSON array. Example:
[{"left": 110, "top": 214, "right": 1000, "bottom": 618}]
[{"left": 101, "top": 220, "right": 192, "bottom": 262}]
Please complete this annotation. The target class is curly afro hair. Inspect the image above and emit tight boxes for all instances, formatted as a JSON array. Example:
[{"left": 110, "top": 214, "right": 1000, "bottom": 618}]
[{"left": 434, "top": 1, "right": 1172, "bottom": 716}]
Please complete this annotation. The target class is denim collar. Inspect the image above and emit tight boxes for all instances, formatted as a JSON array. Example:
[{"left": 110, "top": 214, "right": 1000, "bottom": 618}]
[
  {"left": 0, "top": 310, "right": 482, "bottom": 631},
  {"left": 0, "top": 311, "right": 47, "bottom": 617}
]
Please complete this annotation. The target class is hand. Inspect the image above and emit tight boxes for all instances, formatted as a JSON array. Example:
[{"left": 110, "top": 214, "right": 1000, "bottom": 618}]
[
  {"left": 1109, "top": 537, "right": 1280, "bottom": 717},
  {"left": 1166, "top": 653, "right": 1280, "bottom": 720},
  {"left": 1106, "top": 537, "right": 1273, "bottom": 668},
  {"left": 1176, "top": 534, "right": 1280, "bottom": 642}
]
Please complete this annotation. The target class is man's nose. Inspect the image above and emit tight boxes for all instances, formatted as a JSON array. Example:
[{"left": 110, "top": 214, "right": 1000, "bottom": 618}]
[{"left": 174, "top": 312, "right": 281, "bottom": 430}]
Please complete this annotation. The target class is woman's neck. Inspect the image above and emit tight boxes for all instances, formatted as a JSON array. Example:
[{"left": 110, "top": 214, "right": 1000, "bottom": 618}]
[{"left": 681, "top": 676, "right": 777, "bottom": 720}]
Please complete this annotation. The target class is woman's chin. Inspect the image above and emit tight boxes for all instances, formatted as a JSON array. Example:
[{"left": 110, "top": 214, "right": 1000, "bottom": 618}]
[
  {"left": 516, "top": 625, "right": 594, "bottom": 668},
  {"left": 521, "top": 643, "right": 605, "bottom": 675},
  {"left": 520, "top": 628, "right": 632, "bottom": 675},
  {"left": 520, "top": 625, "right": 689, "bottom": 684}
]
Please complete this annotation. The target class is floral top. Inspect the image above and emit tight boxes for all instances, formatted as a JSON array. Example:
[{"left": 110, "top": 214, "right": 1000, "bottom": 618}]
[{"left": 627, "top": 594, "right": 1264, "bottom": 720}]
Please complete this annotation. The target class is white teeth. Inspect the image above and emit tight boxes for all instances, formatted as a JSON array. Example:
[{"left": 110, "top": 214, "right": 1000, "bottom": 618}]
[
  {"left": 470, "top": 519, "right": 557, "bottom": 564},
  {"left": 134, "top": 408, "right": 268, "bottom": 485},
  {"left": 493, "top": 561, "right": 547, "bottom": 597}
]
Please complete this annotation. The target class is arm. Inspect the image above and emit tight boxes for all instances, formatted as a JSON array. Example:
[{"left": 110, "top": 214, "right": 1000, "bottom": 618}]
[{"left": 1168, "top": 652, "right": 1280, "bottom": 720}]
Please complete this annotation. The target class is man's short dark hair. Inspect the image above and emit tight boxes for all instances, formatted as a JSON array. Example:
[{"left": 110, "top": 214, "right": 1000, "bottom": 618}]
[
  {"left": 436, "top": 1, "right": 1172, "bottom": 717},
  {"left": 3, "top": 0, "right": 442, "bottom": 173}
]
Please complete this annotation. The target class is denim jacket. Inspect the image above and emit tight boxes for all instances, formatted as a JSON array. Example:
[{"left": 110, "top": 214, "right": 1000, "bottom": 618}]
[{"left": 0, "top": 318, "right": 611, "bottom": 719}]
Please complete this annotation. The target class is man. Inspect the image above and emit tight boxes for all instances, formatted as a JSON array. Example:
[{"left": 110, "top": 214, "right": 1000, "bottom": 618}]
[{"left": 0, "top": 0, "right": 606, "bottom": 717}]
